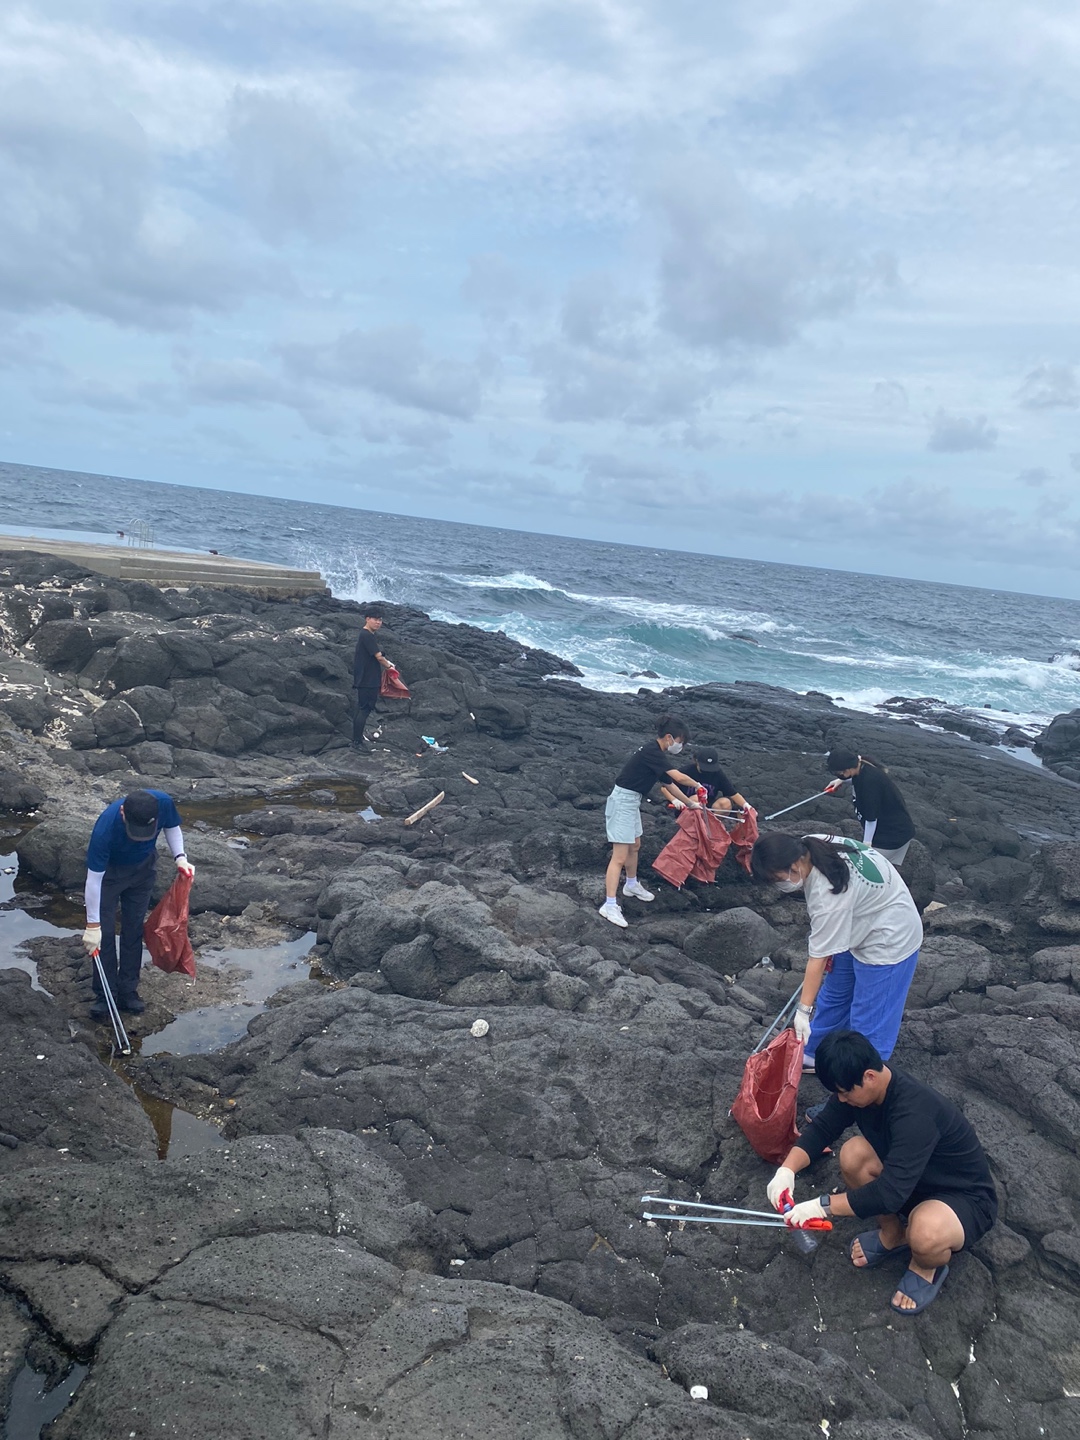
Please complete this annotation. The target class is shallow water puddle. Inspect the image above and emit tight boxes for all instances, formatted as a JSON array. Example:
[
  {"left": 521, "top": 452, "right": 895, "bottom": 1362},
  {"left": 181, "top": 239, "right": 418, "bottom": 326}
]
[
  {"left": 1, "top": 844, "right": 314, "bottom": 1156},
  {"left": 181, "top": 777, "right": 372, "bottom": 831},
  {"left": 104, "top": 1066, "right": 229, "bottom": 1160},
  {"left": 0, "top": 849, "right": 73, "bottom": 993},
  {"left": 3, "top": 1360, "right": 87, "bottom": 1440},
  {"left": 139, "top": 930, "right": 317, "bottom": 1057}
]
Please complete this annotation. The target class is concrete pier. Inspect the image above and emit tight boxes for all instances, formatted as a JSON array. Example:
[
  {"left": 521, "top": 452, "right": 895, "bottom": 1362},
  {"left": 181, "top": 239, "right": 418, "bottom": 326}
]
[{"left": 0, "top": 534, "right": 327, "bottom": 596}]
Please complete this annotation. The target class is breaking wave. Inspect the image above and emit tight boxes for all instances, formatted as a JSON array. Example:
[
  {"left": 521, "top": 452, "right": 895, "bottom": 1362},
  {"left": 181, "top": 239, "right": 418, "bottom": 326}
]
[{"left": 6, "top": 461, "right": 1080, "bottom": 732}]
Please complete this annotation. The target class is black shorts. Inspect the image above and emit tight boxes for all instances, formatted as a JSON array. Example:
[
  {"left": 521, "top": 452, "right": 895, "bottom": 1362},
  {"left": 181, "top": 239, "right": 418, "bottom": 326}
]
[{"left": 901, "top": 1188, "right": 998, "bottom": 1249}]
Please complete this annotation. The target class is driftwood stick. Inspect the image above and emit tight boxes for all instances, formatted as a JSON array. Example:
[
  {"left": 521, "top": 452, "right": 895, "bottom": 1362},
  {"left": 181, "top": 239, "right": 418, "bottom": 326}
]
[{"left": 403, "top": 791, "right": 445, "bottom": 827}]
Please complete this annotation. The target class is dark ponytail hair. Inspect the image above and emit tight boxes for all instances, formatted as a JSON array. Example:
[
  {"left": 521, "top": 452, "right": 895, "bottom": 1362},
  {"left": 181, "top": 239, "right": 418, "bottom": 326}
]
[
  {"left": 750, "top": 831, "right": 861, "bottom": 894},
  {"left": 826, "top": 748, "right": 886, "bottom": 776}
]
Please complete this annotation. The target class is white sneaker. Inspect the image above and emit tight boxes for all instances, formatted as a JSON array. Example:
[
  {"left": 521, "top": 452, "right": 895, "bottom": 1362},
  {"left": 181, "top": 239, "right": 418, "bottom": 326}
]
[
  {"left": 598, "top": 899, "right": 628, "bottom": 928},
  {"left": 623, "top": 879, "right": 654, "bottom": 902}
]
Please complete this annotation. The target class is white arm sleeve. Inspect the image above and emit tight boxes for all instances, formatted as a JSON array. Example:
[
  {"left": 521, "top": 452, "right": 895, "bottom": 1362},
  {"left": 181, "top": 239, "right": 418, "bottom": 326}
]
[
  {"left": 862, "top": 818, "right": 878, "bottom": 846},
  {"left": 85, "top": 870, "right": 105, "bottom": 925},
  {"left": 163, "top": 826, "right": 185, "bottom": 859}
]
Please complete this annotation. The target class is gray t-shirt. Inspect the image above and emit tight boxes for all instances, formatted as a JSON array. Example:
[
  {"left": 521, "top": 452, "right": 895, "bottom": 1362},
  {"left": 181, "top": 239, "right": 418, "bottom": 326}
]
[{"left": 803, "top": 837, "right": 922, "bottom": 966}]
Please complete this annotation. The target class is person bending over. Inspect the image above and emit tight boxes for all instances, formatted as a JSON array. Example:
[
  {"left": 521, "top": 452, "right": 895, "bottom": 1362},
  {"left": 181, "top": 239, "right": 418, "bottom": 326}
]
[
  {"left": 768, "top": 1029, "right": 997, "bottom": 1316},
  {"left": 83, "top": 788, "right": 195, "bottom": 1019},
  {"left": 824, "top": 749, "right": 914, "bottom": 866},
  {"left": 750, "top": 832, "right": 922, "bottom": 1070},
  {"left": 351, "top": 605, "right": 396, "bottom": 750},
  {"left": 600, "top": 714, "right": 698, "bottom": 928},
  {"left": 659, "top": 742, "right": 749, "bottom": 813}
]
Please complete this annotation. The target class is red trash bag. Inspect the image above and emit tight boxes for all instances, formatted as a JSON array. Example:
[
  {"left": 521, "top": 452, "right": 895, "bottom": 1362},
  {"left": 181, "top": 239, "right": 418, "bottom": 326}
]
[
  {"left": 143, "top": 870, "right": 196, "bottom": 977},
  {"left": 380, "top": 666, "right": 410, "bottom": 699},
  {"left": 730, "top": 1028, "right": 803, "bottom": 1162}
]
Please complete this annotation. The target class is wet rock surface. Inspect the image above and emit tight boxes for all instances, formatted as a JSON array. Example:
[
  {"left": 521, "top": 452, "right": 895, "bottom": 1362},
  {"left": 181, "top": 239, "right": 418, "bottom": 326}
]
[
  {"left": 0, "top": 549, "right": 1079, "bottom": 1437},
  {"left": 1035, "top": 705, "right": 1080, "bottom": 781}
]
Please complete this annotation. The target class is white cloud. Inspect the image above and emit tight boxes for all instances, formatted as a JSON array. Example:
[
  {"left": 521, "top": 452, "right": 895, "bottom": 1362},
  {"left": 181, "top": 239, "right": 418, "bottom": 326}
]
[
  {"left": 1017, "top": 362, "right": 1079, "bottom": 410},
  {"left": 652, "top": 162, "right": 897, "bottom": 351},
  {"left": 927, "top": 409, "right": 998, "bottom": 453},
  {"left": 1017, "top": 466, "right": 1051, "bottom": 488},
  {"left": 280, "top": 326, "right": 487, "bottom": 419}
]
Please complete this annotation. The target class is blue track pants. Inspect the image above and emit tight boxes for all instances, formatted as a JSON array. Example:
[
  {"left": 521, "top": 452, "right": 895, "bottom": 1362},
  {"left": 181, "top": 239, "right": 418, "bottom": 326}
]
[{"left": 805, "top": 948, "right": 919, "bottom": 1064}]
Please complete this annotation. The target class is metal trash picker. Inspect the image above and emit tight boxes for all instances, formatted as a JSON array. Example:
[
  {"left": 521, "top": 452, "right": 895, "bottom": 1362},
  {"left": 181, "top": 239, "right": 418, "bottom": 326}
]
[
  {"left": 751, "top": 984, "right": 803, "bottom": 1054},
  {"left": 641, "top": 1195, "right": 831, "bottom": 1232},
  {"left": 764, "top": 786, "right": 843, "bottom": 822},
  {"left": 91, "top": 949, "right": 132, "bottom": 1056}
]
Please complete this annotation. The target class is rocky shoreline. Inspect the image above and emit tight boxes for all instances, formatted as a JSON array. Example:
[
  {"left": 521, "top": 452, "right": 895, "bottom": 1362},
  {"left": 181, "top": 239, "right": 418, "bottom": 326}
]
[{"left": 1, "top": 548, "right": 1080, "bottom": 1439}]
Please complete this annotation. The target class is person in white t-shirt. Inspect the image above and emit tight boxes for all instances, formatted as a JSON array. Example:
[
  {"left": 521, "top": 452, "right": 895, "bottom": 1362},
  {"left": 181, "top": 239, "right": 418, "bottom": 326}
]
[{"left": 751, "top": 832, "right": 922, "bottom": 1071}]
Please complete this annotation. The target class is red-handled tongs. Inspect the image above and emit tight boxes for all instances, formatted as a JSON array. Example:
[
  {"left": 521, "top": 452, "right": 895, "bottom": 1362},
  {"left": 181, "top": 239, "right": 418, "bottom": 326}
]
[{"left": 641, "top": 1194, "right": 832, "bottom": 1231}]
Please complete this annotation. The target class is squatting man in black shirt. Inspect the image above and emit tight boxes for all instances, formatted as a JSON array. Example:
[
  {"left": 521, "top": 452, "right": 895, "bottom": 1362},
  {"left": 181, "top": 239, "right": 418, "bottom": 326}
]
[{"left": 768, "top": 1030, "right": 997, "bottom": 1316}]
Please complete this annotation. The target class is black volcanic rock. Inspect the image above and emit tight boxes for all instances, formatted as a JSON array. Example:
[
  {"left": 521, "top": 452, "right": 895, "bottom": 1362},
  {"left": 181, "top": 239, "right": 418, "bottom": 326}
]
[
  {"left": 1034, "top": 707, "right": 1080, "bottom": 780},
  {"left": 1, "top": 546, "right": 1080, "bottom": 1439},
  {"left": 0, "top": 970, "right": 155, "bottom": 1169}
]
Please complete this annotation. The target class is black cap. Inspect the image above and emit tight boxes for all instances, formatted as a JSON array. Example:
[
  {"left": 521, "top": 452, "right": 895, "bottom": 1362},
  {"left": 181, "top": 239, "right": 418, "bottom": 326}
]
[
  {"left": 694, "top": 746, "right": 720, "bottom": 769},
  {"left": 122, "top": 789, "right": 160, "bottom": 840}
]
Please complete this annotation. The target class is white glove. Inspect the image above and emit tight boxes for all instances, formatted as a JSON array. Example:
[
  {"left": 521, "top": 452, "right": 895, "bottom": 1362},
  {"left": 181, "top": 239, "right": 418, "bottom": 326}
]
[
  {"left": 767, "top": 1165, "right": 796, "bottom": 1211},
  {"left": 793, "top": 1005, "right": 812, "bottom": 1045},
  {"left": 81, "top": 924, "right": 102, "bottom": 955},
  {"left": 175, "top": 856, "right": 195, "bottom": 877},
  {"left": 784, "top": 1196, "right": 827, "bottom": 1228},
  {"left": 824, "top": 779, "right": 843, "bottom": 794}
]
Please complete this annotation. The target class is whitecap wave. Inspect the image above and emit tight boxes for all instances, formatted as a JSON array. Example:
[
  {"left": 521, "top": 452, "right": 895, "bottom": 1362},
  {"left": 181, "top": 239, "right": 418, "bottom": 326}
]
[
  {"left": 562, "top": 590, "right": 795, "bottom": 641},
  {"left": 442, "top": 570, "right": 562, "bottom": 592},
  {"left": 292, "top": 544, "right": 419, "bottom": 608},
  {"left": 799, "top": 646, "right": 1080, "bottom": 696}
]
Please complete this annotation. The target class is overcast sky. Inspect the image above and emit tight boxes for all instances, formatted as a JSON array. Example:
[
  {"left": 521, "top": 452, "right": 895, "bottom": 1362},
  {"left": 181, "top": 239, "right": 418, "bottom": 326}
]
[{"left": 2, "top": 1, "right": 1080, "bottom": 596}]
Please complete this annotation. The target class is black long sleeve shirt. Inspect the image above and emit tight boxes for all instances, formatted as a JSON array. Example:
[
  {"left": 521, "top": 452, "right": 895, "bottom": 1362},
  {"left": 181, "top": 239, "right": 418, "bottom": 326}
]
[
  {"left": 851, "top": 764, "right": 914, "bottom": 849},
  {"left": 798, "top": 1069, "right": 995, "bottom": 1219}
]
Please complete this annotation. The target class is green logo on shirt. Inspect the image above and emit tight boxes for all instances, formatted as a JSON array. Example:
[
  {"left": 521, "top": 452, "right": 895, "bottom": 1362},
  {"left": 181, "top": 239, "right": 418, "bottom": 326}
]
[{"left": 845, "top": 841, "right": 885, "bottom": 886}]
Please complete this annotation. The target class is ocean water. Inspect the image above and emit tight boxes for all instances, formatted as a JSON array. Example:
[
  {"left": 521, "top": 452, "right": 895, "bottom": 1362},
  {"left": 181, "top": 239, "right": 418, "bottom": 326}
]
[{"left": 2, "top": 460, "right": 1080, "bottom": 736}]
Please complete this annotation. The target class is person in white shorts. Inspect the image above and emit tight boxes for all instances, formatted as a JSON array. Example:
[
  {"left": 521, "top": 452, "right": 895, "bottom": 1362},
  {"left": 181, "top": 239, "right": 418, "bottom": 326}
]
[{"left": 600, "top": 715, "right": 700, "bottom": 928}]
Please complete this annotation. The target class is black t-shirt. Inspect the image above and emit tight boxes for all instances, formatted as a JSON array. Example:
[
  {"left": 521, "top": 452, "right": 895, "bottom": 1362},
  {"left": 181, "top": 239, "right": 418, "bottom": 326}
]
[
  {"left": 614, "top": 741, "right": 679, "bottom": 796},
  {"left": 682, "top": 763, "right": 737, "bottom": 802},
  {"left": 353, "top": 629, "right": 383, "bottom": 690},
  {"left": 798, "top": 1069, "right": 996, "bottom": 1220},
  {"left": 852, "top": 764, "right": 914, "bottom": 849}
]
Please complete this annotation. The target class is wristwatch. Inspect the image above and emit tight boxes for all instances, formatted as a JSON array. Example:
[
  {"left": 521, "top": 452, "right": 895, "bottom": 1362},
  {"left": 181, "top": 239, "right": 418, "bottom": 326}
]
[
  {"left": 796, "top": 1002, "right": 814, "bottom": 1016},
  {"left": 818, "top": 1193, "right": 832, "bottom": 1216}
]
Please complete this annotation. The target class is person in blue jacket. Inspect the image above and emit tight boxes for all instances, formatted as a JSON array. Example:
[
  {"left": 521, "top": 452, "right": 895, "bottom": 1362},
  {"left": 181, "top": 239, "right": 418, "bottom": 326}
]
[{"left": 82, "top": 789, "right": 195, "bottom": 1019}]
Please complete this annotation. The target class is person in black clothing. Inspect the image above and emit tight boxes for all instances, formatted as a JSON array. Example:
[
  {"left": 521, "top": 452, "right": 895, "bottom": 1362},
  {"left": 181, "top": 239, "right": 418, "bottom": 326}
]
[
  {"left": 825, "top": 749, "right": 914, "bottom": 864},
  {"left": 351, "top": 606, "right": 395, "bottom": 749},
  {"left": 767, "top": 1030, "right": 997, "bottom": 1316},
  {"left": 599, "top": 714, "right": 699, "bottom": 928},
  {"left": 659, "top": 743, "right": 749, "bottom": 813}
]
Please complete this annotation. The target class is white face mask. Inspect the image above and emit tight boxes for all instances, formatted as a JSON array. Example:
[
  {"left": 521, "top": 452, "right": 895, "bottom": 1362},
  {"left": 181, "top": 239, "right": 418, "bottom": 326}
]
[
  {"left": 775, "top": 877, "right": 804, "bottom": 893},
  {"left": 667, "top": 740, "right": 684, "bottom": 754}
]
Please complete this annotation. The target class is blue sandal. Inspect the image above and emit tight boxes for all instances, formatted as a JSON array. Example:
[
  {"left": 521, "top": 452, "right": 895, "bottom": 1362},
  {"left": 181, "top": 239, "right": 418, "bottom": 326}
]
[
  {"left": 890, "top": 1263, "right": 950, "bottom": 1316},
  {"left": 850, "top": 1231, "right": 911, "bottom": 1269}
]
